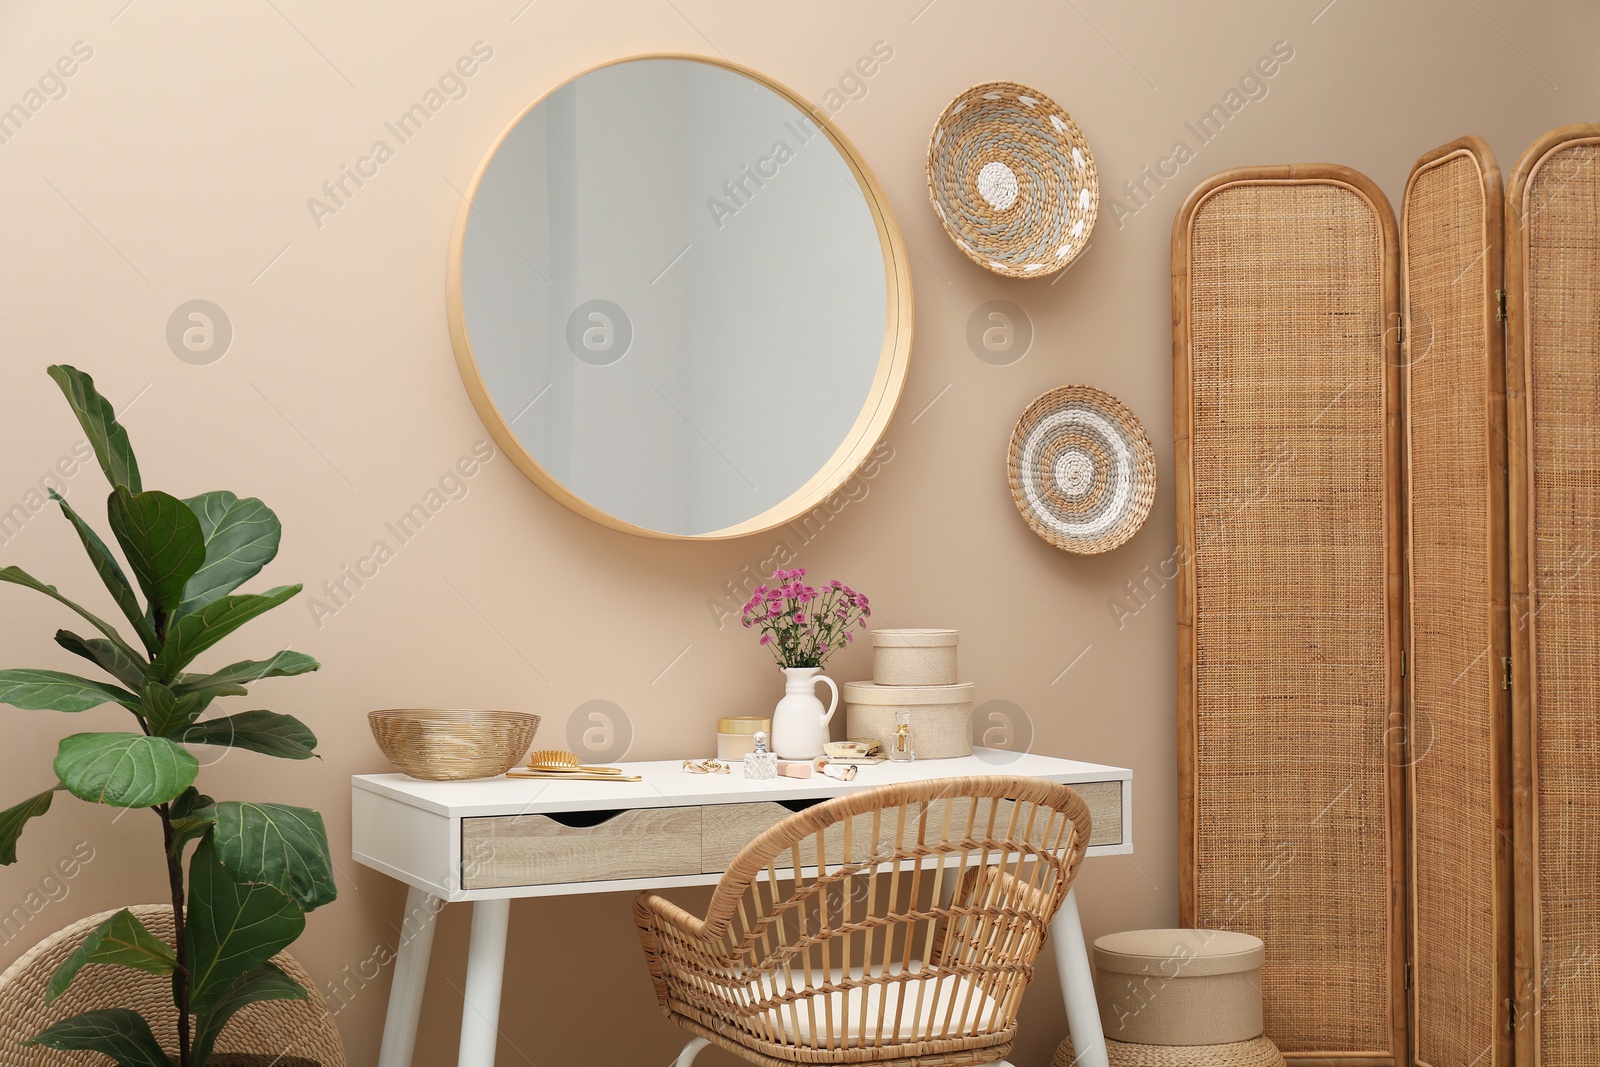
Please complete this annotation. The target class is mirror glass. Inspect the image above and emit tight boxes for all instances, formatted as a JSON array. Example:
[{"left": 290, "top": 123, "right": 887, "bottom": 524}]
[{"left": 452, "top": 56, "right": 907, "bottom": 539}]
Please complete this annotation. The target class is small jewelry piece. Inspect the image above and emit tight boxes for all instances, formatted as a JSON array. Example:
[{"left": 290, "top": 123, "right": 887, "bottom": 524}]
[
  {"left": 744, "top": 731, "right": 777, "bottom": 781},
  {"left": 816, "top": 758, "right": 858, "bottom": 782},
  {"left": 681, "top": 759, "right": 728, "bottom": 774}
]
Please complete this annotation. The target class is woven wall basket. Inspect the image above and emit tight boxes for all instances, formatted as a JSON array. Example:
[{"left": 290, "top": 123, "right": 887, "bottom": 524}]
[
  {"left": 927, "top": 81, "right": 1098, "bottom": 278},
  {"left": 1007, "top": 385, "right": 1155, "bottom": 554}
]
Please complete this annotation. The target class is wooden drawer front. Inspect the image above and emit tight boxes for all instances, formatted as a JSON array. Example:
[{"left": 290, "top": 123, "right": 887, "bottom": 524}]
[
  {"left": 462, "top": 807, "right": 702, "bottom": 889},
  {"left": 701, "top": 802, "right": 890, "bottom": 874},
  {"left": 913, "top": 782, "right": 1123, "bottom": 850},
  {"left": 1073, "top": 781, "right": 1123, "bottom": 846}
]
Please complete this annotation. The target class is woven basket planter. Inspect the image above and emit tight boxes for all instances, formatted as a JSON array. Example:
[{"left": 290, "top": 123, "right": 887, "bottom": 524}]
[
  {"left": 1008, "top": 385, "right": 1156, "bottom": 554},
  {"left": 927, "top": 81, "right": 1098, "bottom": 278},
  {"left": 0, "top": 905, "right": 344, "bottom": 1067},
  {"left": 369, "top": 708, "right": 540, "bottom": 780},
  {"left": 1053, "top": 1035, "right": 1285, "bottom": 1067}
]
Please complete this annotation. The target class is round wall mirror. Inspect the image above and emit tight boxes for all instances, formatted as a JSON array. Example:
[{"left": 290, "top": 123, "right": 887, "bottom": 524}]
[{"left": 448, "top": 55, "right": 912, "bottom": 539}]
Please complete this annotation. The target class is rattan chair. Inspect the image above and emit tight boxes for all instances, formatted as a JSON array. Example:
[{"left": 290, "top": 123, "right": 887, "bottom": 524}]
[
  {"left": 0, "top": 904, "right": 345, "bottom": 1066},
  {"left": 635, "top": 776, "right": 1092, "bottom": 1067}
]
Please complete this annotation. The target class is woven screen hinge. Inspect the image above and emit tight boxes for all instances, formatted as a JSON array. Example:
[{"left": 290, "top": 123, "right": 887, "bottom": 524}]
[
  {"left": 1404, "top": 961, "right": 1412, "bottom": 989},
  {"left": 1497, "top": 289, "right": 1508, "bottom": 323},
  {"left": 1503, "top": 656, "right": 1513, "bottom": 691},
  {"left": 1400, "top": 650, "right": 1406, "bottom": 678},
  {"left": 1507, "top": 997, "right": 1517, "bottom": 1034}
]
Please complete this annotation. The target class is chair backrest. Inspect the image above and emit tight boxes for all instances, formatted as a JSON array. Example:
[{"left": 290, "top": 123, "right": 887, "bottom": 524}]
[
  {"left": 0, "top": 905, "right": 345, "bottom": 1067},
  {"left": 696, "top": 776, "right": 1091, "bottom": 1049}
]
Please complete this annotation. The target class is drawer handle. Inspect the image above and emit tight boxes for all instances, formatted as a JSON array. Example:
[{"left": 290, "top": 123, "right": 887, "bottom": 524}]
[
  {"left": 777, "top": 798, "right": 827, "bottom": 814},
  {"left": 540, "top": 809, "right": 627, "bottom": 829}
]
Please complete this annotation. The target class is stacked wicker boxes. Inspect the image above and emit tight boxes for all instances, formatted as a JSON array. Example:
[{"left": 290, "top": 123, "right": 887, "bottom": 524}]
[{"left": 844, "top": 629, "right": 974, "bottom": 758}]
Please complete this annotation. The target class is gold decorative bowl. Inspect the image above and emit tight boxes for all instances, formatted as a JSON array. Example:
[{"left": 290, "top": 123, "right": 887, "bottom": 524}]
[{"left": 368, "top": 708, "right": 541, "bottom": 781}]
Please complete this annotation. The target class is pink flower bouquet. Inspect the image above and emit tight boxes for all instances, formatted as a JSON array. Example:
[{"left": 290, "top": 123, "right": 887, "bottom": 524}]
[{"left": 740, "top": 568, "right": 871, "bottom": 669}]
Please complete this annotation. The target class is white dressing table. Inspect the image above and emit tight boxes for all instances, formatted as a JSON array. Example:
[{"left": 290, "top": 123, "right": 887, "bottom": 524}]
[{"left": 353, "top": 750, "right": 1131, "bottom": 1067}]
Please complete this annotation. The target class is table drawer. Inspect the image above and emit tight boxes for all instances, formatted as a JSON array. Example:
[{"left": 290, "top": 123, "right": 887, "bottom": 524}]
[
  {"left": 462, "top": 807, "right": 702, "bottom": 889},
  {"left": 909, "top": 781, "right": 1123, "bottom": 850},
  {"left": 701, "top": 801, "right": 892, "bottom": 873}
]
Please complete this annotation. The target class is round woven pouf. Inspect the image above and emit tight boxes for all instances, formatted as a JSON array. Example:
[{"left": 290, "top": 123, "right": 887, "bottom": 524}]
[
  {"left": 926, "top": 81, "right": 1098, "bottom": 278},
  {"left": 1007, "top": 385, "right": 1156, "bottom": 554},
  {"left": 1052, "top": 1035, "right": 1286, "bottom": 1067}
]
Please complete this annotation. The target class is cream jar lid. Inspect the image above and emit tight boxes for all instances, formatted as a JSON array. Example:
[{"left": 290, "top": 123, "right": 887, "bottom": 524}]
[{"left": 717, "top": 716, "right": 771, "bottom": 734}]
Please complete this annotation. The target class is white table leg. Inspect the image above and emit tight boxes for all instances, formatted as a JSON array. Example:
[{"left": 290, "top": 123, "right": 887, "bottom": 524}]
[
  {"left": 378, "top": 884, "right": 441, "bottom": 1067},
  {"left": 457, "top": 897, "right": 512, "bottom": 1067},
  {"left": 1052, "top": 888, "right": 1108, "bottom": 1067}
]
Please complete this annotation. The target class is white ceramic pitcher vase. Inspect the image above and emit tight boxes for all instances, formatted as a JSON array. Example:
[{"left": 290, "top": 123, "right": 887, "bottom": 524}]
[{"left": 769, "top": 666, "right": 838, "bottom": 759}]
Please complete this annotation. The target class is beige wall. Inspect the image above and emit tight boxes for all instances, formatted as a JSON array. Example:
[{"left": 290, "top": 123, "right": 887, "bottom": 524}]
[{"left": 0, "top": 1, "right": 1592, "bottom": 1064}]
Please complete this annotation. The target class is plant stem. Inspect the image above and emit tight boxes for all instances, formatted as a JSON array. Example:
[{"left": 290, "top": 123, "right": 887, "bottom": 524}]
[{"left": 158, "top": 804, "right": 191, "bottom": 1067}]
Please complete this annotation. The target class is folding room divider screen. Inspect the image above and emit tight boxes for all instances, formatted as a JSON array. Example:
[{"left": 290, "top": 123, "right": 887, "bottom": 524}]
[
  {"left": 1176, "top": 124, "right": 1599, "bottom": 1067},
  {"left": 1508, "top": 125, "right": 1600, "bottom": 1067}
]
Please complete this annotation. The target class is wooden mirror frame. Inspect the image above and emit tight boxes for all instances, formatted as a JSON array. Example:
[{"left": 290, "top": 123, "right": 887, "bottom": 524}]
[{"left": 446, "top": 53, "right": 914, "bottom": 541}]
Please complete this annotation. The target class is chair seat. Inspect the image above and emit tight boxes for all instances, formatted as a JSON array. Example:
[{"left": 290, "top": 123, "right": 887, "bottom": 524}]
[{"left": 758, "top": 965, "right": 1000, "bottom": 1043}]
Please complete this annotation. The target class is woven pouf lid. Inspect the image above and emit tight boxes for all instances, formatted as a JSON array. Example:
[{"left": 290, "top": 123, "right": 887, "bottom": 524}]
[
  {"left": 1053, "top": 1035, "right": 1285, "bottom": 1067},
  {"left": 1095, "top": 928, "right": 1264, "bottom": 976},
  {"left": 1094, "top": 929, "right": 1265, "bottom": 1046}
]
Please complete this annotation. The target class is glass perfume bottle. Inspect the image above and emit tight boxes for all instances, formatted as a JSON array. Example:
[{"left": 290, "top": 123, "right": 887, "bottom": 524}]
[
  {"left": 888, "top": 710, "right": 915, "bottom": 762},
  {"left": 744, "top": 731, "right": 777, "bottom": 780}
]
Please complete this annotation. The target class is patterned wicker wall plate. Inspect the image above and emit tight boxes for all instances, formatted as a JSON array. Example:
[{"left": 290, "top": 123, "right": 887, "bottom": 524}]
[
  {"left": 1507, "top": 124, "right": 1600, "bottom": 1067},
  {"left": 927, "top": 82, "right": 1098, "bottom": 278},
  {"left": 1174, "top": 165, "right": 1406, "bottom": 1063},
  {"left": 1400, "top": 136, "right": 1512, "bottom": 1067},
  {"left": 1007, "top": 385, "right": 1154, "bottom": 555}
]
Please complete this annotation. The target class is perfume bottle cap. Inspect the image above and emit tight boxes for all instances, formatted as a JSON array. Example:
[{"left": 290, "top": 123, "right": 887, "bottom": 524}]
[{"left": 753, "top": 731, "right": 769, "bottom": 754}]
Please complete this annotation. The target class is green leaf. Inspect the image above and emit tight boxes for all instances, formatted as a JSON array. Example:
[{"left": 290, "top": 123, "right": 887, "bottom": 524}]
[
  {"left": 147, "top": 586, "right": 301, "bottom": 683},
  {"left": 0, "top": 790, "right": 54, "bottom": 865},
  {"left": 46, "top": 908, "right": 176, "bottom": 1003},
  {"left": 0, "top": 669, "right": 140, "bottom": 713},
  {"left": 47, "top": 365, "right": 142, "bottom": 494},
  {"left": 138, "top": 681, "right": 212, "bottom": 738},
  {"left": 0, "top": 565, "right": 145, "bottom": 666},
  {"left": 190, "top": 961, "right": 306, "bottom": 1065},
  {"left": 26, "top": 1008, "right": 171, "bottom": 1067},
  {"left": 168, "top": 787, "right": 216, "bottom": 859},
  {"left": 107, "top": 487, "right": 205, "bottom": 616},
  {"left": 54, "top": 732, "right": 198, "bottom": 808},
  {"left": 55, "top": 630, "right": 147, "bottom": 690},
  {"left": 186, "top": 837, "right": 305, "bottom": 1012},
  {"left": 210, "top": 800, "right": 335, "bottom": 910},
  {"left": 52, "top": 492, "right": 159, "bottom": 654},
  {"left": 173, "top": 651, "right": 320, "bottom": 697},
  {"left": 177, "top": 491, "right": 282, "bottom": 619},
  {"left": 181, "top": 710, "right": 319, "bottom": 761}
]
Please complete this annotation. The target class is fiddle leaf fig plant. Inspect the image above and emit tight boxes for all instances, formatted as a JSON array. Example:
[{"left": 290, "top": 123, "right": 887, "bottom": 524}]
[{"left": 0, "top": 365, "right": 334, "bottom": 1067}]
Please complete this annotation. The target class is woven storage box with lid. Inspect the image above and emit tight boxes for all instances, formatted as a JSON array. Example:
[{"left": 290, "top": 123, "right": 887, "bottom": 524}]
[
  {"left": 1094, "top": 928, "right": 1265, "bottom": 1046},
  {"left": 871, "top": 628, "right": 958, "bottom": 686},
  {"left": 844, "top": 681, "right": 974, "bottom": 758}
]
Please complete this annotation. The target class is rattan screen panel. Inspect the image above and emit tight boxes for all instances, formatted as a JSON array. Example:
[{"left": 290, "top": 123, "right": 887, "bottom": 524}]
[
  {"left": 1175, "top": 167, "right": 1405, "bottom": 1063},
  {"left": 1401, "top": 138, "right": 1512, "bottom": 1067},
  {"left": 1509, "top": 125, "right": 1600, "bottom": 1067}
]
